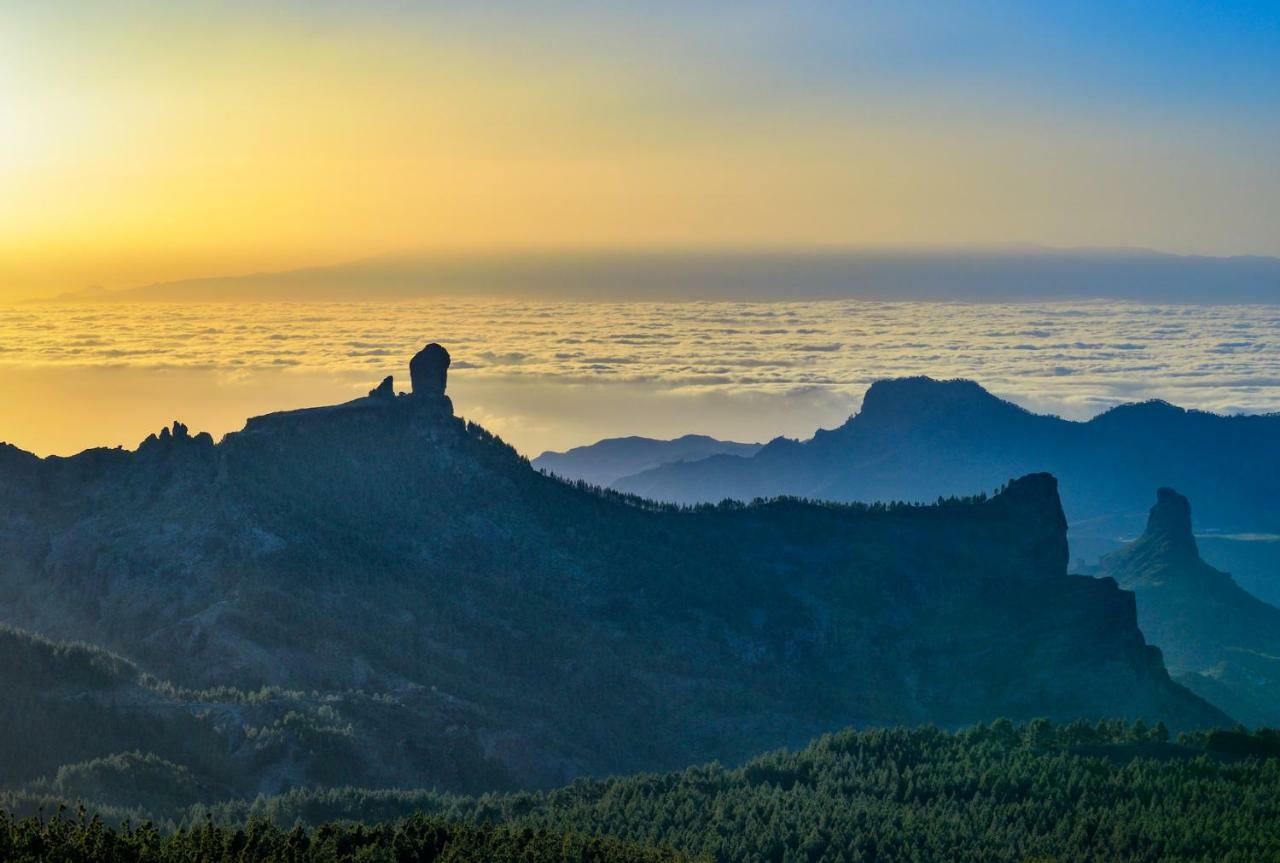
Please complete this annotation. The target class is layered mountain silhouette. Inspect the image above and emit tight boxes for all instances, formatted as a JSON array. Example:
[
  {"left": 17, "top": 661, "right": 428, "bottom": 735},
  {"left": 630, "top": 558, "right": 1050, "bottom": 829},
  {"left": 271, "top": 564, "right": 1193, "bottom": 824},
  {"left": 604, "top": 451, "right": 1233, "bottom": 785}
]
[
  {"left": 533, "top": 435, "right": 762, "bottom": 487},
  {"left": 0, "top": 346, "right": 1224, "bottom": 803},
  {"left": 607, "top": 377, "right": 1280, "bottom": 602},
  {"left": 71, "top": 248, "right": 1280, "bottom": 303},
  {"left": 1094, "top": 489, "right": 1280, "bottom": 727}
]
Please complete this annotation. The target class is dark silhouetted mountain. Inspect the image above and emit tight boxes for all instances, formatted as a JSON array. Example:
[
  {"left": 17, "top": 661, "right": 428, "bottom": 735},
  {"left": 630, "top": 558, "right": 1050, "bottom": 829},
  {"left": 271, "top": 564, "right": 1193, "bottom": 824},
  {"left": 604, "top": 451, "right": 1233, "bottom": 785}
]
[
  {"left": 533, "top": 434, "right": 762, "bottom": 487},
  {"left": 611, "top": 377, "right": 1280, "bottom": 603},
  {"left": 1094, "top": 489, "right": 1280, "bottom": 726},
  {"left": 0, "top": 348, "right": 1224, "bottom": 804},
  {"left": 67, "top": 247, "right": 1280, "bottom": 303}
]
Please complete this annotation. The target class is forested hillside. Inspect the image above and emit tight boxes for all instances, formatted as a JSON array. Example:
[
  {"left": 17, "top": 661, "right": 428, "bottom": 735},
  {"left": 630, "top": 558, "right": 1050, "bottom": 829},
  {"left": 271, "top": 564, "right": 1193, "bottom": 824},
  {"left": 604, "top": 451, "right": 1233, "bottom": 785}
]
[
  {"left": 5, "top": 722, "right": 1278, "bottom": 862},
  {"left": 0, "top": 813, "right": 696, "bottom": 863}
]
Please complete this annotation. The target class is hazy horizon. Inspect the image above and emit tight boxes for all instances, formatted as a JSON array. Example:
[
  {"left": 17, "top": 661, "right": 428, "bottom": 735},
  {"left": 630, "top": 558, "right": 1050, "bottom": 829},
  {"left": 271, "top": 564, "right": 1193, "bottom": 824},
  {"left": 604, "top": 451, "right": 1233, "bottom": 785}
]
[{"left": 18, "top": 245, "right": 1280, "bottom": 306}]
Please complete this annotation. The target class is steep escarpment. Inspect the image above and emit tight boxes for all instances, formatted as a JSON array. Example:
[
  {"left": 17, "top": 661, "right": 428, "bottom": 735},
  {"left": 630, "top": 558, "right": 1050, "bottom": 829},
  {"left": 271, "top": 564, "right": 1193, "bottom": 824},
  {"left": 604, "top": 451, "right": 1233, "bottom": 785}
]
[{"left": 0, "top": 346, "right": 1224, "bottom": 798}]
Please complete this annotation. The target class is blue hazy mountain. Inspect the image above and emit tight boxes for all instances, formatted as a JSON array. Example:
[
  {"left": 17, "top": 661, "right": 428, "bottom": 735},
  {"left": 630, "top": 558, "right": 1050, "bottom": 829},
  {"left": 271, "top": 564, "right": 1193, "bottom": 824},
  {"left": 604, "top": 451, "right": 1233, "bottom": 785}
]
[
  {"left": 610, "top": 377, "right": 1280, "bottom": 603},
  {"left": 74, "top": 247, "right": 1280, "bottom": 303},
  {"left": 533, "top": 434, "right": 762, "bottom": 487},
  {"left": 1093, "top": 489, "right": 1280, "bottom": 727},
  {"left": 0, "top": 346, "right": 1222, "bottom": 805}
]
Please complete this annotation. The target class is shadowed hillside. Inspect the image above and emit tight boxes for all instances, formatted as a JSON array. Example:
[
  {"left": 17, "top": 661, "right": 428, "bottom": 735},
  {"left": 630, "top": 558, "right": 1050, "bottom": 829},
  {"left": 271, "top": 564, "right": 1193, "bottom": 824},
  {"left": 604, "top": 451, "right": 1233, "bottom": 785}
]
[{"left": 7, "top": 722, "right": 1280, "bottom": 862}]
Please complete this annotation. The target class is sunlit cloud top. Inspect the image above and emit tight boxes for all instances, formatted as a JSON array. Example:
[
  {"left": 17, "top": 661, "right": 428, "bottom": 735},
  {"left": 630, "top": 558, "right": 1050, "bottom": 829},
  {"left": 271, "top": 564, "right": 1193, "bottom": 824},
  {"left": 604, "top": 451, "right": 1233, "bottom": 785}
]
[
  {"left": 4, "top": 297, "right": 1280, "bottom": 457},
  {"left": 2, "top": 1, "right": 1278, "bottom": 298}
]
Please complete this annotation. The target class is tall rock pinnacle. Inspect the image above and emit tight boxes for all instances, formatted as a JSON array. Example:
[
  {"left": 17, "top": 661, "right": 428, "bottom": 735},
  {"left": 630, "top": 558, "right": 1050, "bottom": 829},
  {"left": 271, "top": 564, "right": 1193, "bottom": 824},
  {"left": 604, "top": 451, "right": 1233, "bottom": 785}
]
[
  {"left": 410, "top": 343, "right": 450, "bottom": 396},
  {"left": 1144, "top": 487, "right": 1199, "bottom": 558}
]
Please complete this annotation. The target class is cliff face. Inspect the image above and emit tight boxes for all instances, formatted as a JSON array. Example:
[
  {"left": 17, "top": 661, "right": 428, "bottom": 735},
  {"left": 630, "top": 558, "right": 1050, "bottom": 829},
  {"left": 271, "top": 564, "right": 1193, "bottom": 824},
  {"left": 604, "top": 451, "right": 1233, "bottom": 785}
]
[
  {"left": 1098, "top": 489, "right": 1280, "bottom": 726},
  {"left": 0, "top": 349, "right": 1225, "bottom": 794}
]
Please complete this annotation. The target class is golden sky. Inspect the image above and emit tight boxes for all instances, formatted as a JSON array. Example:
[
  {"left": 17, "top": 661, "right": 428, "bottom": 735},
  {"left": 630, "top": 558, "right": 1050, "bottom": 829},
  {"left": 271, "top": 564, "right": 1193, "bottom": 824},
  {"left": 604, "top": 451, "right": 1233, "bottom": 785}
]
[{"left": 2, "top": 3, "right": 1277, "bottom": 300}]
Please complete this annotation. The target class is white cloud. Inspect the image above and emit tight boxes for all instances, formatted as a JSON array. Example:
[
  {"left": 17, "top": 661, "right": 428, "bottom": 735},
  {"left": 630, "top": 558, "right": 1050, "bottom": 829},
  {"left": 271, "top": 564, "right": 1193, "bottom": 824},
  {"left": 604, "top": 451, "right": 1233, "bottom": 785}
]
[{"left": 4, "top": 299, "right": 1280, "bottom": 456}]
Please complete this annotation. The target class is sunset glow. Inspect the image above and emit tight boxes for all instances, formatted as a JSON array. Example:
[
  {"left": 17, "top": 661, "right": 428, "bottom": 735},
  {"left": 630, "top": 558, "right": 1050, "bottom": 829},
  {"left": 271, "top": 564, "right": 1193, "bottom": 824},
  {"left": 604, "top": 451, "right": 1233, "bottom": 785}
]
[{"left": 2, "top": 2, "right": 1278, "bottom": 300}]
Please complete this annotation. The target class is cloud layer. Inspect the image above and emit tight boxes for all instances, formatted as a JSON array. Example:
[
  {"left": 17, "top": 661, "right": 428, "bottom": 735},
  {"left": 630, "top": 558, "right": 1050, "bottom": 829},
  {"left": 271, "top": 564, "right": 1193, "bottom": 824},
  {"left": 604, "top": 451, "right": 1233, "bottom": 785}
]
[{"left": 3, "top": 300, "right": 1278, "bottom": 456}]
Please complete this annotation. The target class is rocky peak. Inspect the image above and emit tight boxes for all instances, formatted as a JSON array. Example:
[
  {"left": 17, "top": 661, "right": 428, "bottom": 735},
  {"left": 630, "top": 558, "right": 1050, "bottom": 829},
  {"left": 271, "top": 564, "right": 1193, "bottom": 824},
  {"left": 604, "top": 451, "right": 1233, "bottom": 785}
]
[
  {"left": 853, "top": 377, "right": 1021, "bottom": 429},
  {"left": 369, "top": 375, "right": 395, "bottom": 400},
  {"left": 1098, "top": 487, "right": 1206, "bottom": 591},
  {"left": 986, "top": 472, "right": 1070, "bottom": 578},
  {"left": 1142, "top": 487, "right": 1199, "bottom": 558},
  {"left": 139, "top": 421, "right": 214, "bottom": 452},
  {"left": 410, "top": 343, "right": 450, "bottom": 396}
]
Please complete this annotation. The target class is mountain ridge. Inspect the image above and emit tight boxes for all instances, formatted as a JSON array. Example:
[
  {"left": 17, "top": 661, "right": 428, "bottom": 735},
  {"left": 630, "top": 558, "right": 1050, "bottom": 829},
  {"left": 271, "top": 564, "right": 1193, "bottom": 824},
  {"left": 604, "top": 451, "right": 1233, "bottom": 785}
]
[
  {"left": 533, "top": 434, "right": 762, "bottom": 487},
  {"left": 0, "top": 345, "right": 1227, "bottom": 799},
  {"left": 610, "top": 376, "right": 1280, "bottom": 603}
]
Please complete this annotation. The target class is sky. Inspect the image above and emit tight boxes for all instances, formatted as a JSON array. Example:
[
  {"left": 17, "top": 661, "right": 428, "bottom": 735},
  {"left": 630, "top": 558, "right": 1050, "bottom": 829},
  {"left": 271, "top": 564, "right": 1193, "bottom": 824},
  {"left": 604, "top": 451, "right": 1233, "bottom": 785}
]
[{"left": 2, "top": 1, "right": 1279, "bottom": 300}]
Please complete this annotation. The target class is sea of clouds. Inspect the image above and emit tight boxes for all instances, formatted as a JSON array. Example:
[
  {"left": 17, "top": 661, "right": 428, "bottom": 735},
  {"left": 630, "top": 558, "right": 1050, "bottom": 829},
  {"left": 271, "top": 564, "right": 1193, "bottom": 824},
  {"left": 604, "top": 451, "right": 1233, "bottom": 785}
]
[{"left": 2, "top": 300, "right": 1278, "bottom": 456}]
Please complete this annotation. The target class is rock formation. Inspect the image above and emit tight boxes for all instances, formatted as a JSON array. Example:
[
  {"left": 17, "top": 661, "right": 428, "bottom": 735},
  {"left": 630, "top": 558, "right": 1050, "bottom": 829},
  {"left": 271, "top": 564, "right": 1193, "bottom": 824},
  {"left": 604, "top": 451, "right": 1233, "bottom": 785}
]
[
  {"left": 139, "top": 421, "right": 213, "bottom": 451},
  {"left": 1097, "top": 487, "right": 1280, "bottom": 726},
  {"left": 1142, "top": 487, "right": 1199, "bottom": 559},
  {"left": 410, "top": 343, "right": 450, "bottom": 396},
  {"left": 369, "top": 375, "right": 395, "bottom": 400}
]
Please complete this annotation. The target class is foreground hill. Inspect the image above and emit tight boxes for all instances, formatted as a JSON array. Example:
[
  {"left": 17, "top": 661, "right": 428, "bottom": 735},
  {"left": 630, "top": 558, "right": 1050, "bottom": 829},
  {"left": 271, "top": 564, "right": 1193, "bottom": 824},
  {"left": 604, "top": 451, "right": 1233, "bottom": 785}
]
[
  {"left": 6, "top": 722, "right": 1279, "bottom": 862},
  {"left": 0, "top": 346, "right": 1222, "bottom": 799},
  {"left": 0, "top": 813, "right": 693, "bottom": 863},
  {"left": 610, "top": 377, "right": 1280, "bottom": 601},
  {"left": 1095, "top": 489, "right": 1280, "bottom": 727}
]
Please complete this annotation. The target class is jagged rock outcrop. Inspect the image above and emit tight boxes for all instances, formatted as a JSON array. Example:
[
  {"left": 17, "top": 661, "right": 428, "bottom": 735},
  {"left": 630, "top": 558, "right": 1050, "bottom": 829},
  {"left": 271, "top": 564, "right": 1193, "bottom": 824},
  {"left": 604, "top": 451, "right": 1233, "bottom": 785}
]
[
  {"left": 1138, "top": 487, "right": 1200, "bottom": 560},
  {"left": 138, "top": 421, "right": 214, "bottom": 452},
  {"left": 369, "top": 375, "right": 395, "bottom": 400},
  {"left": 409, "top": 343, "right": 450, "bottom": 396},
  {"left": 244, "top": 352, "right": 451, "bottom": 435},
  {"left": 1097, "top": 488, "right": 1280, "bottom": 725}
]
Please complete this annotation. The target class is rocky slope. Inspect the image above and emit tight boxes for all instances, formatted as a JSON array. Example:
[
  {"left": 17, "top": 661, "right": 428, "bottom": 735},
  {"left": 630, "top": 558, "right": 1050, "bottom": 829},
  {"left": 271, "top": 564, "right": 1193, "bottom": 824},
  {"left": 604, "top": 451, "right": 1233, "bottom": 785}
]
[
  {"left": 0, "top": 346, "right": 1225, "bottom": 800},
  {"left": 1095, "top": 489, "right": 1280, "bottom": 726}
]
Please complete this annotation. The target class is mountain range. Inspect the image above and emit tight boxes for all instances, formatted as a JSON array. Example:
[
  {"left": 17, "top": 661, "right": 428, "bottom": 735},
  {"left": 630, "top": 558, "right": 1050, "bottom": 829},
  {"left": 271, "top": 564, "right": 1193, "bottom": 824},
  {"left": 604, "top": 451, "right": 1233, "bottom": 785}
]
[
  {"left": 0, "top": 345, "right": 1224, "bottom": 810},
  {"left": 51, "top": 247, "right": 1280, "bottom": 303},
  {"left": 591, "top": 377, "right": 1280, "bottom": 604},
  {"left": 533, "top": 434, "right": 761, "bottom": 487}
]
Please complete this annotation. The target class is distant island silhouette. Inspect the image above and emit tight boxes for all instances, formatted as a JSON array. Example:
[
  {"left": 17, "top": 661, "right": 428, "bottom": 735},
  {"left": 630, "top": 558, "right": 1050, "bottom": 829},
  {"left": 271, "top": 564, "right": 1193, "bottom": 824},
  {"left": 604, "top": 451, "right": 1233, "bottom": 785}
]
[{"left": 48, "top": 247, "right": 1280, "bottom": 304}]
